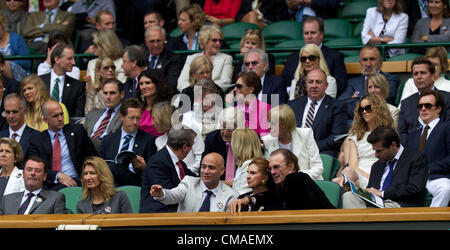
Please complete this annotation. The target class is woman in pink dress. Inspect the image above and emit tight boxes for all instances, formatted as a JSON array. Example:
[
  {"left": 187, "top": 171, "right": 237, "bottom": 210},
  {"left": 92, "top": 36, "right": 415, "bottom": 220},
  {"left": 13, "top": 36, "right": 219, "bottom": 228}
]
[{"left": 136, "top": 69, "right": 174, "bottom": 136}]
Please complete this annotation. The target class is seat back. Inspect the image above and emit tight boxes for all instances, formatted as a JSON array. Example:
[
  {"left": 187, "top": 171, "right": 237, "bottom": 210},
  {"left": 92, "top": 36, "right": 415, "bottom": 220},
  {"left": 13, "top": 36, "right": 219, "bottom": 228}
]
[
  {"left": 263, "top": 21, "right": 303, "bottom": 47},
  {"left": 320, "top": 154, "right": 334, "bottom": 181},
  {"left": 341, "top": 1, "right": 377, "bottom": 22},
  {"left": 221, "top": 22, "right": 259, "bottom": 44},
  {"left": 58, "top": 186, "right": 83, "bottom": 214},
  {"left": 315, "top": 180, "right": 342, "bottom": 208},
  {"left": 324, "top": 38, "right": 362, "bottom": 57},
  {"left": 324, "top": 19, "right": 352, "bottom": 41},
  {"left": 117, "top": 185, "right": 141, "bottom": 214}
]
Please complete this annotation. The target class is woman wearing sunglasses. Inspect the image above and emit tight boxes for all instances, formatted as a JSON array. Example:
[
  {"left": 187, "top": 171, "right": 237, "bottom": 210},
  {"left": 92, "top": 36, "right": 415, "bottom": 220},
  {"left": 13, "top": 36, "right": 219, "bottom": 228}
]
[
  {"left": 333, "top": 94, "right": 394, "bottom": 188},
  {"left": 289, "top": 43, "right": 337, "bottom": 100},
  {"left": 177, "top": 24, "right": 233, "bottom": 93}
]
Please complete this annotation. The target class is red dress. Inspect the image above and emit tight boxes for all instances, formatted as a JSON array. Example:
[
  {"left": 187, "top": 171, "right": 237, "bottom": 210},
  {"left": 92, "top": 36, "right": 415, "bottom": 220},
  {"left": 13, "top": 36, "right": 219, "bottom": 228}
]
[{"left": 203, "top": 0, "right": 242, "bottom": 19}]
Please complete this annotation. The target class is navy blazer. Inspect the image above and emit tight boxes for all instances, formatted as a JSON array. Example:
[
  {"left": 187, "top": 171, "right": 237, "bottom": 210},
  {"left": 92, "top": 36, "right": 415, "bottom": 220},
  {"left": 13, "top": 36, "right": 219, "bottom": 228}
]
[
  {"left": 202, "top": 129, "right": 229, "bottom": 180},
  {"left": 262, "top": 74, "right": 288, "bottom": 105},
  {"left": 0, "top": 125, "right": 40, "bottom": 162},
  {"left": 40, "top": 73, "right": 86, "bottom": 117},
  {"left": 28, "top": 123, "right": 98, "bottom": 186},
  {"left": 398, "top": 90, "right": 450, "bottom": 144},
  {"left": 288, "top": 95, "right": 347, "bottom": 156},
  {"left": 139, "top": 146, "right": 196, "bottom": 213},
  {"left": 405, "top": 121, "right": 450, "bottom": 180},
  {"left": 367, "top": 148, "right": 428, "bottom": 207},
  {"left": 281, "top": 46, "right": 347, "bottom": 96}
]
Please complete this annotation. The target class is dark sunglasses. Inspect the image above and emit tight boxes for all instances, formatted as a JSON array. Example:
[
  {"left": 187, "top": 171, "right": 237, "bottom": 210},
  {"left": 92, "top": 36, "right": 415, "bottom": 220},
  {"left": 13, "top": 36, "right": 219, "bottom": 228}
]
[
  {"left": 6, "top": 0, "right": 23, "bottom": 2},
  {"left": 235, "top": 84, "right": 246, "bottom": 89},
  {"left": 102, "top": 65, "right": 116, "bottom": 70},
  {"left": 244, "top": 61, "right": 259, "bottom": 67},
  {"left": 417, "top": 103, "right": 436, "bottom": 110},
  {"left": 358, "top": 105, "right": 372, "bottom": 113},
  {"left": 300, "top": 55, "right": 318, "bottom": 62}
]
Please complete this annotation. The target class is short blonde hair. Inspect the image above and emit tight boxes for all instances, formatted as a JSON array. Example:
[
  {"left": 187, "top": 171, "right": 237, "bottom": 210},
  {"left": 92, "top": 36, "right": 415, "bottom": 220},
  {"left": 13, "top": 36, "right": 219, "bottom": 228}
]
[
  {"left": 92, "top": 29, "right": 123, "bottom": 60},
  {"left": 231, "top": 128, "right": 263, "bottom": 167},
  {"left": 179, "top": 3, "right": 205, "bottom": 31},
  {"left": 268, "top": 104, "right": 297, "bottom": 134},
  {"left": 425, "top": 46, "right": 448, "bottom": 74},
  {"left": 198, "top": 24, "right": 223, "bottom": 50},
  {"left": 81, "top": 156, "right": 118, "bottom": 202},
  {"left": 239, "top": 29, "right": 266, "bottom": 51},
  {"left": 151, "top": 101, "right": 176, "bottom": 134},
  {"left": 189, "top": 55, "right": 213, "bottom": 86},
  {"left": 366, "top": 73, "right": 389, "bottom": 99},
  {"left": 94, "top": 57, "right": 116, "bottom": 90}
]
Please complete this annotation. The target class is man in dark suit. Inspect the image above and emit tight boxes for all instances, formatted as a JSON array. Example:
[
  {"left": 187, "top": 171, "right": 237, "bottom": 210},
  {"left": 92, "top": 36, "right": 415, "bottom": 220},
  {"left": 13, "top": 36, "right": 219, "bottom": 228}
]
[
  {"left": 286, "top": 0, "right": 340, "bottom": 20},
  {"left": 0, "top": 157, "right": 66, "bottom": 215},
  {"left": 28, "top": 100, "right": 97, "bottom": 191},
  {"left": 140, "top": 127, "right": 197, "bottom": 213},
  {"left": 100, "top": 98, "right": 157, "bottom": 186},
  {"left": 406, "top": 90, "right": 450, "bottom": 207},
  {"left": 145, "top": 25, "right": 185, "bottom": 92},
  {"left": 0, "top": 94, "right": 40, "bottom": 162},
  {"left": 40, "top": 43, "right": 86, "bottom": 118},
  {"left": 281, "top": 16, "right": 347, "bottom": 96},
  {"left": 243, "top": 48, "right": 288, "bottom": 105},
  {"left": 343, "top": 126, "right": 428, "bottom": 208},
  {"left": 398, "top": 57, "right": 450, "bottom": 144},
  {"left": 121, "top": 45, "right": 148, "bottom": 100},
  {"left": 338, "top": 46, "right": 399, "bottom": 124},
  {"left": 84, "top": 78, "right": 124, "bottom": 150},
  {"left": 288, "top": 69, "right": 347, "bottom": 157}
]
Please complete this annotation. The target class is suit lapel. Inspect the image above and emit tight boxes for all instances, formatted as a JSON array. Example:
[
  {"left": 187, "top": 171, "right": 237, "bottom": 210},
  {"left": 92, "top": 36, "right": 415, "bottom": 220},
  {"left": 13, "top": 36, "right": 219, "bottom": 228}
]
[
  {"left": 63, "top": 126, "right": 76, "bottom": 162},
  {"left": 43, "top": 130, "right": 53, "bottom": 159},
  {"left": 313, "top": 96, "right": 330, "bottom": 130},
  {"left": 13, "top": 192, "right": 24, "bottom": 214},
  {"left": 293, "top": 97, "right": 307, "bottom": 125},
  {"left": 61, "top": 76, "right": 73, "bottom": 103},
  {"left": 28, "top": 190, "right": 47, "bottom": 214},
  {"left": 107, "top": 112, "right": 121, "bottom": 134}
]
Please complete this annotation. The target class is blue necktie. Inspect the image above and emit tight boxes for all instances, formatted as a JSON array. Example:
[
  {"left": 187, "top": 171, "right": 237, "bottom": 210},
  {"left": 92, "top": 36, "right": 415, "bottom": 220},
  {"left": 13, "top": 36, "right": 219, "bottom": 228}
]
[
  {"left": 382, "top": 159, "right": 397, "bottom": 191},
  {"left": 198, "top": 190, "right": 213, "bottom": 212},
  {"left": 120, "top": 135, "right": 132, "bottom": 152}
]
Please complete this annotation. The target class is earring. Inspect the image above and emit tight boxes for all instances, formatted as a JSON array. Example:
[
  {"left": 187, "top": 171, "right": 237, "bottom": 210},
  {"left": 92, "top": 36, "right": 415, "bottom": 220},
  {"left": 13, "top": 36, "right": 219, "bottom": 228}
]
[{"left": 261, "top": 179, "right": 266, "bottom": 185}]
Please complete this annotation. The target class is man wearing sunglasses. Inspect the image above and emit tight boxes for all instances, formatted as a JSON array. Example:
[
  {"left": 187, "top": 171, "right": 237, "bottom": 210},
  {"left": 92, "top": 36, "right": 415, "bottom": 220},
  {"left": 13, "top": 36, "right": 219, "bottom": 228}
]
[
  {"left": 243, "top": 48, "right": 287, "bottom": 105},
  {"left": 406, "top": 90, "right": 450, "bottom": 207},
  {"left": 398, "top": 57, "right": 450, "bottom": 144}
]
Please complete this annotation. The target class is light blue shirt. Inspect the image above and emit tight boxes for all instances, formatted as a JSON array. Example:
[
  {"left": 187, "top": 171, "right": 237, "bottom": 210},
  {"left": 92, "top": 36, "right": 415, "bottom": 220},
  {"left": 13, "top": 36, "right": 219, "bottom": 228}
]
[
  {"left": 48, "top": 129, "right": 77, "bottom": 182},
  {"left": 118, "top": 128, "right": 137, "bottom": 173}
]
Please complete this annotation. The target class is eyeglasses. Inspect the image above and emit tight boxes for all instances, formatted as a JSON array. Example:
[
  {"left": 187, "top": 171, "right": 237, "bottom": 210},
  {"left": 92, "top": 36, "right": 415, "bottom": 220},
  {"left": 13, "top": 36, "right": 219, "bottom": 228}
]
[
  {"left": 358, "top": 105, "right": 372, "bottom": 113},
  {"left": 244, "top": 61, "right": 259, "bottom": 67},
  {"left": 6, "top": 0, "right": 23, "bottom": 2},
  {"left": 209, "top": 38, "right": 223, "bottom": 43},
  {"left": 300, "top": 55, "right": 318, "bottom": 62},
  {"left": 235, "top": 84, "right": 247, "bottom": 89},
  {"left": 417, "top": 103, "right": 436, "bottom": 110},
  {"left": 147, "top": 39, "right": 164, "bottom": 44}
]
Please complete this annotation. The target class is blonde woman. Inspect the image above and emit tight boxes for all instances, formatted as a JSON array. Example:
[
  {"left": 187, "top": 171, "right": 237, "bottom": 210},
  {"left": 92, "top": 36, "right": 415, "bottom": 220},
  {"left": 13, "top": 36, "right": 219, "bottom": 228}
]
[
  {"left": 289, "top": 44, "right": 337, "bottom": 100},
  {"left": 84, "top": 57, "right": 117, "bottom": 114},
  {"left": 20, "top": 74, "right": 69, "bottom": 131},
  {"left": 85, "top": 29, "right": 126, "bottom": 83},
  {"left": 262, "top": 104, "right": 323, "bottom": 180},
  {"left": 177, "top": 24, "right": 233, "bottom": 92},
  {"left": 366, "top": 73, "right": 399, "bottom": 128},
  {"left": 77, "top": 156, "right": 132, "bottom": 214},
  {"left": 333, "top": 94, "right": 394, "bottom": 188},
  {"left": 230, "top": 128, "right": 264, "bottom": 195}
]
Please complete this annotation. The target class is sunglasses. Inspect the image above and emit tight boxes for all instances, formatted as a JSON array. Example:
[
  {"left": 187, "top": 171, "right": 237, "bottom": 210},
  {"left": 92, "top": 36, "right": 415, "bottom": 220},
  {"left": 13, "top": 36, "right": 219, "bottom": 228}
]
[
  {"left": 300, "top": 55, "right": 318, "bottom": 62},
  {"left": 102, "top": 65, "right": 116, "bottom": 70},
  {"left": 244, "top": 61, "right": 259, "bottom": 67},
  {"left": 6, "top": 0, "right": 23, "bottom": 2},
  {"left": 235, "top": 84, "right": 247, "bottom": 89},
  {"left": 209, "top": 38, "right": 223, "bottom": 43},
  {"left": 417, "top": 103, "right": 436, "bottom": 110},
  {"left": 358, "top": 105, "right": 372, "bottom": 113}
]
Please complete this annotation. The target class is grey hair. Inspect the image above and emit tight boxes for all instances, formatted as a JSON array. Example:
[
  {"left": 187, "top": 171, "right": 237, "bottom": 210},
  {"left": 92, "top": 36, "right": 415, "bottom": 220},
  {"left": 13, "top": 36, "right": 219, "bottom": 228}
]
[
  {"left": 145, "top": 25, "right": 167, "bottom": 41},
  {"left": 4, "top": 93, "right": 26, "bottom": 111},
  {"left": 123, "top": 45, "right": 149, "bottom": 68},
  {"left": 217, "top": 107, "right": 245, "bottom": 130},
  {"left": 245, "top": 48, "right": 269, "bottom": 72}
]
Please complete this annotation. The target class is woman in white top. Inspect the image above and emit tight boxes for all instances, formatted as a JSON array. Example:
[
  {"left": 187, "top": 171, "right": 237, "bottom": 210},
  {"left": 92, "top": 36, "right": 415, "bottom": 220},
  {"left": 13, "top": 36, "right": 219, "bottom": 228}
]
[
  {"left": 366, "top": 73, "right": 399, "bottom": 129},
  {"left": 361, "top": 0, "right": 408, "bottom": 58},
  {"left": 289, "top": 43, "right": 337, "bottom": 100},
  {"left": 0, "top": 138, "right": 25, "bottom": 205},
  {"left": 230, "top": 128, "right": 264, "bottom": 195},
  {"left": 400, "top": 46, "right": 450, "bottom": 104},
  {"left": 85, "top": 29, "right": 126, "bottom": 84},
  {"left": 262, "top": 104, "right": 323, "bottom": 180},
  {"left": 177, "top": 24, "right": 233, "bottom": 92}
]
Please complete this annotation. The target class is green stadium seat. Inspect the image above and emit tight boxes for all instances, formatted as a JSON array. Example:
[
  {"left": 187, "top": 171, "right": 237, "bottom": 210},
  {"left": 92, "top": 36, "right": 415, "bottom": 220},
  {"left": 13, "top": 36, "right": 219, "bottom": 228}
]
[
  {"left": 340, "top": 1, "right": 377, "bottom": 23},
  {"left": 320, "top": 153, "right": 341, "bottom": 181},
  {"left": 352, "top": 21, "right": 364, "bottom": 38},
  {"left": 262, "top": 21, "right": 303, "bottom": 47},
  {"left": 315, "top": 180, "right": 342, "bottom": 208},
  {"left": 59, "top": 186, "right": 82, "bottom": 214},
  {"left": 323, "top": 19, "right": 352, "bottom": 41},
  {"left": 344, "top": 55, "right": 360, "bottom": 63},
  {"left": 272, "top": 39, "right": 305, "bottom": 65},
  {"left": 221, "top": 22, "right": 259, "bottom": 44},
  {"left": 170, "top": 27, "right": 182, "bottom": 37},
  {"left": 117, "top": 185, "right": 141, "bottom": 214},
  {"left": 324, "top": 38, "right": 362, "bottom": 57},
  {"left": 387, "top": 53, "right": 422, "bottom": 61}
]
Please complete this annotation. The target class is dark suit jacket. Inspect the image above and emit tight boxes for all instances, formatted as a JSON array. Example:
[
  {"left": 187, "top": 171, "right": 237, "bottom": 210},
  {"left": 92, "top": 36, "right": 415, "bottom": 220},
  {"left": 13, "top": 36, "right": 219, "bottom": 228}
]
[
  {"left": 406, "top": 120, "right": 450, "bottom": 180},
  {"left": 146, "top": 47, "right": 185, "bottom": 92},
  {"left": 281, "top": 46, "right": 347, "bottom": 96},
  {"left": 123, "top": 77, "right": 137, "bottom": 101},
  {"left": 261, "top": 74, "right": 288, "bottom": 105},
  {"left": 139, "top": 146, "right": 196, "bottom": 213},
  {"left": 202, "top": 129, "right": 229, "bottom": 180},
  {"left": 0, "top": 189, "right": 66, "bottom": 215},
  {"left": 0, "top": 125, "right": 41, "bottom": 162},
  {"left": 28, "top": 123, "right": 98, "bottom": 186},
  {"left": 255, "top": 171, "right": 335, "bottom": 210},
  {"left": 288, "top": 95, "right": 347, "bottom": 156},
  {"left": 99, "top": 128, "right": 157, "bottom": 172},
  {"left": 40, "top": 73, "right": 86, "bottom": 117},
  {"left": 236, "top": 0, "right": 289, "bottom": 22},
  {"left": 367, "top": 148, "right": 428, "bottom": 207},
  {"left": 398, "top": 90, "right": 450, "bottom": 144}
]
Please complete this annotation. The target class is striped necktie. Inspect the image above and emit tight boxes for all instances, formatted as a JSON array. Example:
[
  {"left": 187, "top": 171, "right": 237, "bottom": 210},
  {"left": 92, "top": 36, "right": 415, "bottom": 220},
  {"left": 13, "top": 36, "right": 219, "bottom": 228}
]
[
  {"left": 304, "top": 101, "right": 317, "bottom": 128},
  {"left": 18, "top": 193, "right": 35, "bottom": 215},
  {"left": 120, "top": 134, "right": 132, "bottom": 152},
  {"left": 92, "top": 108, "right": 114, "bottom": 140}
]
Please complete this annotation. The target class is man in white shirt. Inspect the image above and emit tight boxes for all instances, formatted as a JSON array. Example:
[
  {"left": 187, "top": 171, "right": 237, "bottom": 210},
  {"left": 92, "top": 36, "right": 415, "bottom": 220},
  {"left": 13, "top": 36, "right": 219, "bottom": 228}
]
[{"left": 150, "top": 153, "right": 239, "bottom": 212}]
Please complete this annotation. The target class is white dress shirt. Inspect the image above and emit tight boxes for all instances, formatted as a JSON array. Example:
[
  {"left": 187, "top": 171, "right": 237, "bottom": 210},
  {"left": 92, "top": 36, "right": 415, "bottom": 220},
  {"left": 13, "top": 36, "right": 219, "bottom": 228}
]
[
  {"left": 9, "top": 123, "right": 26, "bottom": 142},
  {"left": 50, "top": 69, "right": 65, "bottom": 102},
  {"left": 20, "top": 188, "right": 42, "bottom": 215},
  {"left": 301, "top": 95, "right": 325, "bottom": 128}
]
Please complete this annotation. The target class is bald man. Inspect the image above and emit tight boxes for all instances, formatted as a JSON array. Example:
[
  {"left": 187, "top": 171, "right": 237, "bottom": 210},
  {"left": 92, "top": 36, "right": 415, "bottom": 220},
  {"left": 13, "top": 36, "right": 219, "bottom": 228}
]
[{"left": 150, "top": 153, "right": 239, "bottom": 212}]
